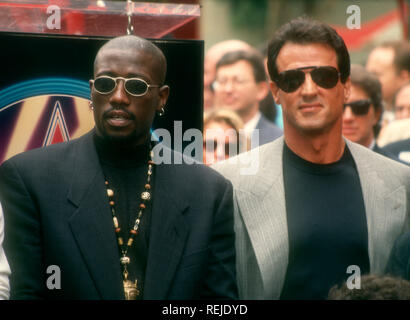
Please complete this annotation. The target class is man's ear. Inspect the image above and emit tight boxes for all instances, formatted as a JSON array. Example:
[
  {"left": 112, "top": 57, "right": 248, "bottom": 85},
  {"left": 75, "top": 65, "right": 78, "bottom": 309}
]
[
  {"left": 269, "top": 81, "right": 281, "bottom": 105},
  {"left": 400, "top": 70, "right": 410, "bottom": 82},
  {"left": 256, "top": 81, "right": 270, "bottom": 102},
  {"left": 157, "top": 85, "right": 170, "bottom": 112},
  {"left": 374, "top": 107, "right": 383, "bottom": 125},
  {"left": 343, "top": 77, "right": 351, "bottom": 103}
]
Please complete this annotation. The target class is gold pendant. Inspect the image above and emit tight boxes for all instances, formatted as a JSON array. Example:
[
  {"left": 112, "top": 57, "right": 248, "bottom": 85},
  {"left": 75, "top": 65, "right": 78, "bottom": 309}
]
[{"left": 123, "top": 279, "right": 140, "bottom": 300}]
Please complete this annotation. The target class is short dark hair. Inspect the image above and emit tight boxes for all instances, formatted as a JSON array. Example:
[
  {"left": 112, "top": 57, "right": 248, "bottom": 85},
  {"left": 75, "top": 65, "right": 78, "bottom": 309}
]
[
  {"left": 216, "top": 50, "right": 267, "bottom": 83},
  {"left": 328, "top": 274, "right": 410, "bottom": 300},
  {"left": 267, "top": 16, "right": 350, "bottom": 83},
  {"left": 375, "top": 41, "right": 410, "bottom": 74}
]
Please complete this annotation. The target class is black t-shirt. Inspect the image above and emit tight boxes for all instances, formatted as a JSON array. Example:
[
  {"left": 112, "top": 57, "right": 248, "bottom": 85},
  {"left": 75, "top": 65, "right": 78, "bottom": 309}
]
[
  {"left": 280, "top": 143, "right": 370, "bottom": 300},
  {"left": 94, "top": 133, "right": 154, "bottom": 299}
]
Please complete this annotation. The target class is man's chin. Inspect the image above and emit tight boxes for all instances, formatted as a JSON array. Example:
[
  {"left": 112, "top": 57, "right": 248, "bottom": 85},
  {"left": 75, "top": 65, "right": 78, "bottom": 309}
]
[
  {"left": 101, "top": 130, "right": 137, "bottom": 143},
  {"left": 102, "top": 130, "right": 150, "bottom": 146}
]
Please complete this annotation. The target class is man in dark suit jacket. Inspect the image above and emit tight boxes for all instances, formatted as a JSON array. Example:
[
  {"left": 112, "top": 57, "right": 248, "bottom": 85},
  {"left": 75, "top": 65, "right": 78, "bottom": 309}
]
[
  {"left": 255, "top": 113, "right": 283, "bottom": 146},
  {"left": 383, "top": 138, "right": 410, "bottom": 164},
  {"left": 0, "top": 35, "right": 237, "bottom": 300},
  {"left": 213, "top": 50, "right": 282, "bottom": 148}
]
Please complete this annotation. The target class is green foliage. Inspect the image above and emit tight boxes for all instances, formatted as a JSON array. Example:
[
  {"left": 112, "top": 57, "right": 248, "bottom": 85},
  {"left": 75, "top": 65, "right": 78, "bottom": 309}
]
[{"left": 227, "top": 0, "right": 268, "bottom": 29}]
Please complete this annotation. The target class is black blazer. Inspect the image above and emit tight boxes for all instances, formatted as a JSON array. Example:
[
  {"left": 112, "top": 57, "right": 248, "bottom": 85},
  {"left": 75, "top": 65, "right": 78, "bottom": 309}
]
[
  {"left": 382, "top": 138, "right": 410, "bottom": 164},
  {"left": 0, "top": 130, "right": 237, "bottom": 300},
  {"left": 373, "top": 143, "right": 404, "bottom": 164}
]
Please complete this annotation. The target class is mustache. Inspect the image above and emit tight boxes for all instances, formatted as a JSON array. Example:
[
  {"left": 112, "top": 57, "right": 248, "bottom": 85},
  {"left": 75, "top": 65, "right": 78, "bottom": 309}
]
[{"left": 103, "top": 107, "right": 135, "bottom": 120}]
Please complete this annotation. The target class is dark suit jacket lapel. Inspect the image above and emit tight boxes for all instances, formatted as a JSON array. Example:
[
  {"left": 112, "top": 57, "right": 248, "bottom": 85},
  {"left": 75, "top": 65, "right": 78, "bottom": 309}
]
[
  {"left": 67, "top": 131, "right": 124, "bottom": 299},
  {"left": 143, "top": 163, "right": 189, "bottom": 299}
]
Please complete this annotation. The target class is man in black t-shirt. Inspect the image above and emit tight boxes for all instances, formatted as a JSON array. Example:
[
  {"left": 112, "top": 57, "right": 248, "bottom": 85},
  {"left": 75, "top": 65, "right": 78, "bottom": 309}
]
[{"left": 214, "top": 17, "right": 410, "bottom": 299}]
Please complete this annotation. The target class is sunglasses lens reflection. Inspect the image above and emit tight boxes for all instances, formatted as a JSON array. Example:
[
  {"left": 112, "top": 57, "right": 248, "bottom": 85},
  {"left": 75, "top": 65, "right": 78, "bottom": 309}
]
[
  {"left": 125, "top": 79, "right": 148, "bottom": 96},
  {"left": 94, "top": 77, "right": 149, "bottom": 96},
  {"left": 277, "top": 66, "right": 340, "bottom": 93},
  {"left": 311, "top": 67, "right": 339, "bottom": 89},
  {"left": 94, "top": 77, "right": 116, "bottom": 93},
  {"left": 278, "top": 69, "right": 305, "bottom": 92}
]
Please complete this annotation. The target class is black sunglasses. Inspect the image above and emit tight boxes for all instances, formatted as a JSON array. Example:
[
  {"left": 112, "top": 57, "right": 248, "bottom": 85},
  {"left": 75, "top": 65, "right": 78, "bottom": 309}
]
[
  {"left": 274, "top": 66, "right": 341, "bottom": 93},
  {"left": 91, "top": 76, "right": 161, "bottom": 97},
  {"left": 343, "top": 99, "right": 372, "bottom": 116}
]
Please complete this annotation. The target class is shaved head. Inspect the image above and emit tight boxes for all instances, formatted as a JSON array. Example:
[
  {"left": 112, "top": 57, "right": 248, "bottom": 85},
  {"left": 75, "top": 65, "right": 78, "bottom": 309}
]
[
  {"left": 94, "top": 35, "right": 167, "bottom": 84},
  {"left": 90, "top": 35, "right": 170, "bottom": 146}
]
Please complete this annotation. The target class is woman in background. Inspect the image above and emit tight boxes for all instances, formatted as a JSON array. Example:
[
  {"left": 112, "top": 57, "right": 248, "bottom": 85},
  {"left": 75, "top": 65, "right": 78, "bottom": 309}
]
[{"left": 203, "top": 109, "right": 249, "bottom": 166}]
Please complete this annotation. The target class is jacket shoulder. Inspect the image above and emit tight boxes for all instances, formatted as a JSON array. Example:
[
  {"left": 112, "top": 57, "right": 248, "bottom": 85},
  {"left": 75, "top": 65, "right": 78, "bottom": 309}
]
[
  {"left": 0, "top": 133, "right": 88, "bottom": 172},
  {"left": 349, "top": 141, "right": 410, "bottom": 188},
  {"left": 213, "top": 137, "right": 283, "bottom": 186}
]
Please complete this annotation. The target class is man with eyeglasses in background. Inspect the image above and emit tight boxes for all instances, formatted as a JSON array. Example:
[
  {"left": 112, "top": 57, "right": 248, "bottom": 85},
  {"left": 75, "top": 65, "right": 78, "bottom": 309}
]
[
  {"left": 213, "top": 50, "right": 282, "bottom": 148},
  {"left": 214, "top": 17, "right": 410, "bottom": 299},
  {"left": 342, "top": 64, "right": 400, "bottom": 162},
  {"left": 0, "top": 35, "right": 237, "bottom": 300},
  {"left": 366, "top": 41, "right": 410, "bottom": 123}
]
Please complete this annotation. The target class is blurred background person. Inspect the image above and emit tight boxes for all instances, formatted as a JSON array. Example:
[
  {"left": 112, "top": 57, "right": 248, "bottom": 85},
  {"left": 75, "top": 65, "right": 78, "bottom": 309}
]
[
  {"left": 377, "top": 81, "right": 410, "bottom": 149},
  {"left": 380, "top": 83, "right": 410, "bottom": 163},
  {"left": 204, "top": 40, "right": 252, "bottom": 111},
  {"left": 213, "top": 50, "right": 282, "bottom": 148},
  {"left": 377, "top": 117, "right": 410, "bottom": 149},
  {"left": 393, "top": 82, "right": 410, "bottom": 120},
  {"left": 204, "top": 40, "right": 282, "bottom": 129},
  {"left": 366, "top": 41, "right": 410, "bottom": 126},
  {"left": 257, "top": 85, "right": 281, "bottom": 126},
  {"left": 203, "top": 108, "right": 248, "bottom": 166},
  {"left": 342, "top": 64, "right": 397, "bottom": 161},
  {"left": 382, "top": 132, "right": 410, "bottom": 164}
]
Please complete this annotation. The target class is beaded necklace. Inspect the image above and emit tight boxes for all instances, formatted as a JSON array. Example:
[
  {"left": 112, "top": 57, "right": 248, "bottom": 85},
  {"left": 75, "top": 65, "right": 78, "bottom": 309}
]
[{"left": 104, "top": 149, "right": 154, "bottom": 300}]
